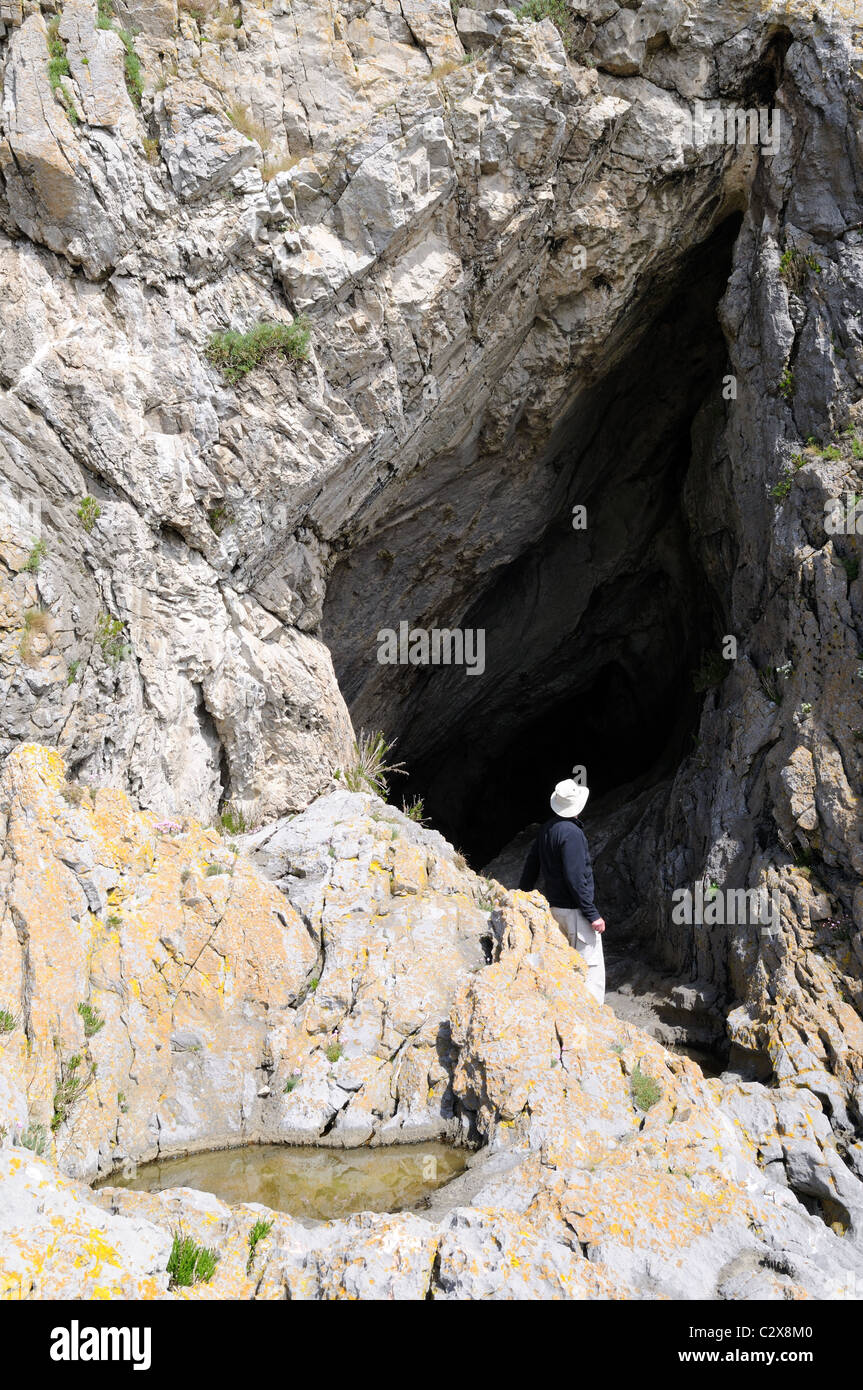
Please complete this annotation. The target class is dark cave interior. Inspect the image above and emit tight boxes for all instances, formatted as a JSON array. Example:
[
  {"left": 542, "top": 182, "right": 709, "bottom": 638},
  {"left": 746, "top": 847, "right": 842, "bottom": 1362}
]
[{"left": 325, "top": 215, "right": 742, "bottom": 868}]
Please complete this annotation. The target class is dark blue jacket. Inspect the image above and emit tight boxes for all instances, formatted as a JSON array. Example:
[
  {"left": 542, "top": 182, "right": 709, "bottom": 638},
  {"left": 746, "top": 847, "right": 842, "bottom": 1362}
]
[{"left": 518, "top": 815, "right": 599, "bottom": 920}]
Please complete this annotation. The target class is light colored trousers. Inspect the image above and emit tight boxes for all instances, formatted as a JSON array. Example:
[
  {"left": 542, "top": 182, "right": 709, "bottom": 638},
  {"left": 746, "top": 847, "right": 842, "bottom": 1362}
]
[{"left": 550, "top": 907, "right": 606, "bottom": 1006}]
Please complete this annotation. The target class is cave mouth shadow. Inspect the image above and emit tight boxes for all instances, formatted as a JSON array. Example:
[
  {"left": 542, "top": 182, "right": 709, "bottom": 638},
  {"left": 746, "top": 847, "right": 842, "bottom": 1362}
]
[{"left": 393, "top": 214, "right": 742, "bottom": 867}]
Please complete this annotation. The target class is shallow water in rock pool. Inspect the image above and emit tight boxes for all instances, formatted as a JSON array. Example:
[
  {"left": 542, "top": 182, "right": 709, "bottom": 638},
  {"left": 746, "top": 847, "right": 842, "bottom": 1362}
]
[{"left": 99, "top": 1142, "right": 468, "bottom": 1221}]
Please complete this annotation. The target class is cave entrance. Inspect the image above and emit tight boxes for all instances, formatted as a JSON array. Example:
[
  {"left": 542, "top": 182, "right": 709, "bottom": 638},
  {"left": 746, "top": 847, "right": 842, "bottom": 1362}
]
[{"left": 324, "top": 214, "right": 741, "bottom": 875}]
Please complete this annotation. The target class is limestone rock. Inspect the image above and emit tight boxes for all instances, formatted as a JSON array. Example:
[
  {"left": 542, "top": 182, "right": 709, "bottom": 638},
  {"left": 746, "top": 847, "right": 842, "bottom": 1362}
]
[
  {"left": 0, "top": 0, "right": 863, "bottom": 1303},
  {"left": 156, "top": 81, "right": 261, "bottom": 201},
  {"left": 3, "top": 751, "right": 863, "bottom": 1299},
  {"left": 0, "top": 1150, "right": 171, "bottom": 1299}
]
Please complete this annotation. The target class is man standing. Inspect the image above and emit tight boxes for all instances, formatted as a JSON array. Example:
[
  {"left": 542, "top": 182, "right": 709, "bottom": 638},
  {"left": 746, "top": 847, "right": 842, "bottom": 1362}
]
[{"left": 518, "top": 778, "right": 606, "bottom": 1005}]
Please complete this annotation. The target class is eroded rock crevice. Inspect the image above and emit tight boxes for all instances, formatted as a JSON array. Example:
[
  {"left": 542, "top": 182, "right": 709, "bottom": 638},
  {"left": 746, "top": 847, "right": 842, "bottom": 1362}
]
[
  {"left": 348, "top": 217, "right": 740, "bottom": 863},
  {"left": 323, "top": 216, "right": 743, "bottom": 1047}
]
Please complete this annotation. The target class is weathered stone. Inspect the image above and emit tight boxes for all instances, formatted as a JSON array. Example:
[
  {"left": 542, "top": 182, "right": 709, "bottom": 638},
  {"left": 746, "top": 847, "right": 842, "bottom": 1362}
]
[
  {"left": 3, "top": 752, "right": 863, "bottom": 1298},
  {"left": 0, "top": 0, "right": 863, "bottom": 1303},
  {"left": 156, "top": 80, "right": 261, "bottom": 201}
]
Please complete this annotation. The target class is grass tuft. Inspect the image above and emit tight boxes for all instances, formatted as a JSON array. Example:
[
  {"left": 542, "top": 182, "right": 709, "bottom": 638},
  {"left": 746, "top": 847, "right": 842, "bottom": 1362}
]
[
  {"left": 52, "top": 1052, "right": 97, "bottom": 1131},
  {"left": 218, "top": 803, "right": 250, "bottom": 835},
  {"left": 77, "top": 496, "right": 102, "bottom": 532},
  {"left": 246, "top": 1217, "right": 274, "bottom": 1273},
  {"left": 206, "top": 318, "right": 311, "bottom": 384},
  {"left": 23, "top": 540, "right": 47, "bottom": 573},
  {"left": 20, "top": 606, "right": 54, "bottom": 665},
  {"left": 334, "top": 730, "right": 405, "bottom": 799},
  {"left": 630, "top": 1064, "right": 661, "bottom": 1112},
  {"left": 167, "top": 1233, "right": 219, "bottom": 1287},
  {"left": 77, "top": 1001, "right": 105, "bottom": 1038},
  {"left": 96, "top": 612, "right": 129, "bottom": 664}
]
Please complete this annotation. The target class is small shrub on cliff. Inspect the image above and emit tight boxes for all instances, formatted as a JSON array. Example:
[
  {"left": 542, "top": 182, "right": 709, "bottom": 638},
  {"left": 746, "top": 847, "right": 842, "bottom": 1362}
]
[
  {"left": 769, "top": 467, "right": 794, "bottom": 501},
  {"left": 325, "top": 1042, "right": 343, "bottom": 1064},
  {"left": 116, "top": 28, "right": 143, "bottom": 105},
  {"left": 178, "top": 0, "right": 218, "bottom": 21},
  {"left": 401, "top": 796, "right": 426, "bottom": 824},
  {"left": 76, "top": 495, "right": 102, "bottom": 532},
  {"left": 283, "top": 1073, "right": 300, "bottom": 1093},
  {"left": 218, "top": 803, "right": 250, "bottom": 835},
  {"left": 207, "top": 503, "right": 232, "bottom": 535},
  {"left": 60, "top": 781, "right": 91, "bottom": 807},
  {"left": 779, "top": 246, "right": 822, "bottom": 294},
  {"left": 167, "top": 1233, "right": 219, "bottom": 1287},
  {"left": 52, "top": 1053, "right": 97, "bottom": 1131},
  {"left": 96, "top": 612, "right": 130, "bottom": 664},
  {"left": 23, "top": 540, "right": 47, "bottom": 573},
  {"left": 0, "top": 1008, "right": 15, "bottom": 1033},
  {"left": 76, "top": 1001, "right": 105, "bottom": 1038},
  {"left": 334, "top": 730, "right": 405, "bottom": 799},
  {"left": 46, "top": 18, "right": 79, "bottom": 126},
  {"left": 630, "top": 1065, "right": 661, "bottom": 1112},
  {"left": 206, "top": 318, "right": 311, "bottom": 384}
]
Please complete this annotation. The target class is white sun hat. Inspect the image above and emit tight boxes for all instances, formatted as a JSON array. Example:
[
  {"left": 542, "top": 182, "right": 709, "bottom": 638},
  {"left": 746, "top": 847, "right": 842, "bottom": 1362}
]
[{"left": 550, "top": 779, "right": 590, "bottom": 818}]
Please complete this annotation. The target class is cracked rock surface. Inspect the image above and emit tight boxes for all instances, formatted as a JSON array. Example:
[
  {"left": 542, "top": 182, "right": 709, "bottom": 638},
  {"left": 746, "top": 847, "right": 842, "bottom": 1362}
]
[
  {"left": 2, "top": 0, "right": 863, "bottom": 1299},
  {"left": 2, "top": 744, "right": 863, "bottom": 1298}
]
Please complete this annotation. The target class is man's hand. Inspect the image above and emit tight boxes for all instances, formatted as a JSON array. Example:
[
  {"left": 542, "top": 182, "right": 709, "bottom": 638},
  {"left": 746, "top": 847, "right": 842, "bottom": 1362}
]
[{"left": 591, "top": 917, "right": 606, "bottom": 934}]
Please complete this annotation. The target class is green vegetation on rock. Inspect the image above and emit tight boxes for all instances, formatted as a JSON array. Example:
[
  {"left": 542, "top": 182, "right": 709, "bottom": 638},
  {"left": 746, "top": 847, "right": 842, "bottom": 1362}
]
[
  {"left": 630, "top": 1065, "right": 661, "bottom": 1112},
  {"left": 334, "top": 730, "right": 405, "bottom": 798},
  {"left": 76, "top": 496, "right": 102, "bottom": 532},
  {"left": 206, "top": 318, "right": 311, "bottom": 383},
  {"left": 167, "top": 1233, "right": 219, "bottom": 1287},
  {"left": 246, "top": 1217, "right": 273, "bottom": 1273},
  {"left": 77, "top": 1001, "right": 105, "bottom": 1038}
]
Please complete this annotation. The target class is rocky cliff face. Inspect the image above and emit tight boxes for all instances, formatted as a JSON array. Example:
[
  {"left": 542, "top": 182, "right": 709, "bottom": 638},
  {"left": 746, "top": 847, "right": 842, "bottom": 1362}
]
[
  {"left": 3, "top": 744, "right": 863, "bottom": 1299},
  {"left": 2, "top": 0, "right": 863, "bottom": 1298}
]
